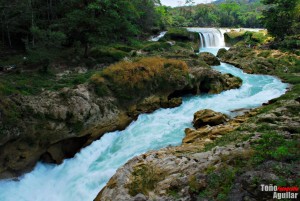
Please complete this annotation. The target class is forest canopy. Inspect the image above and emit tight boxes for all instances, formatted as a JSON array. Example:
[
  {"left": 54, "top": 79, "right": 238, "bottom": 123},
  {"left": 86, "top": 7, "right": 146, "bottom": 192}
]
[
  {"left": 0, "top": 0, "right": 299, "bottom": 67},
  {"left": 0, "top": 0, "right": 163, "bottom": 52},
  {"left": 0, "top": 0, "right": 264, "bottom": 52}
]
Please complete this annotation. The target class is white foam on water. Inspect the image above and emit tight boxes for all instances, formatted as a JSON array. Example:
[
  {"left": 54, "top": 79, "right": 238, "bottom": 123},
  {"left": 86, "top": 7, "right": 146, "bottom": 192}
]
[
  {"left": 0, "top": 48, "right": 288, "bottom": 201},
  {"left": 149, "top": 31, "right": 167, "bottom": 42}
]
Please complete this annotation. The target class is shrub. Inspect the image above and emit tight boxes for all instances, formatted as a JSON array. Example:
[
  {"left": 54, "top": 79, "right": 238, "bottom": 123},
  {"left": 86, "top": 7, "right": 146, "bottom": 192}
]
[
  {"left": 127, "top": 164, "right": 165, "bottom": 196},
  {"left": 199, "top": 168, "right": 236, "bottom": 201},
  {"left": 89, "top": 47, "right": 128, "bottom": 63},
  {"left": 142, "top": 42, "right": 172, "bottom": 52},
  {"left": 257, "top": 50, "right": 271, "bottom": 58},
  {"left": 112, "top": 44, "right": 136, "bottom": 52},
  {"left": 252, "top": 133, "right": 299, "bottom": 163}
]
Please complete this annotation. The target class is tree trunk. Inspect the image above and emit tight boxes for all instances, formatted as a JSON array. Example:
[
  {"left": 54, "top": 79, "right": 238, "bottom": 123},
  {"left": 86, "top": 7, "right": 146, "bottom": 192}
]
[
  {"left": 29, "top": 0, "right": 35, "bottom": 47},
  {"left": 1, "top": 11, "right": 5, "bottom": 45},
  {"left": 47, "top": 0, "right": 50, "bottom": 21},
  {"left": 50, "top": 0, "right": 53, "bottom": 19},
  {"left": 6, "top": 24, "right": 11, "bottom": 48},
  {"left": 84, "top": 43, "right": 89, "bottom": 58}
]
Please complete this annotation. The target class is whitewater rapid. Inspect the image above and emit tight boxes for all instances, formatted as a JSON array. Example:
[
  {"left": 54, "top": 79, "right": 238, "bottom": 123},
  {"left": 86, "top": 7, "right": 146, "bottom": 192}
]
[{"left": 0, "top": 49, "right": 287, "bottom": 201}]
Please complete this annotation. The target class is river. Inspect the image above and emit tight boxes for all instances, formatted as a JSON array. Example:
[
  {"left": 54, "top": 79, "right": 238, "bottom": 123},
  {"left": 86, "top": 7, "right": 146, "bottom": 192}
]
[{"left": 0, "top": 29, "right": 288, "bottom": 201}]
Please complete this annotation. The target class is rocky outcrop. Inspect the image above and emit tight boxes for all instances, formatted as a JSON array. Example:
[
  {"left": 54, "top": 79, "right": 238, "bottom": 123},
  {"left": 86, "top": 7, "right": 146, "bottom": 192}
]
[
  {"left": 0, "top": 58, "right": 242, "bottom": 179},
  {"left": 187, "top": 67, "right": 242, "bottom": 95},
  {"left": 199, "top": 52, "right": 221, "bottom": 66},
  {"left": 95, "top": 46, "right": 300, "bottom": 201},
  {"left": 0, "top": 84, "right": 131, "bottom": 178},
  {"left": 95, "top": 95, "right": 300, "bottom": 201},
  {"left": 94, "top": 109, "right": 256, "bottom": 201},
  {"left": 183, "top": 109, "right": 256, "bottom": 145},
  {"left": 192, "top": 109, "right": 228, "bottom": 128},
  {"left": 218, "top": 46, "right": 300, "bottom": 75},
  {"left": 95, "top": 135, "right": 258, "bottom": 201},
  {"left": 216, "top": 48, "right": 228, "bottom": 58}
]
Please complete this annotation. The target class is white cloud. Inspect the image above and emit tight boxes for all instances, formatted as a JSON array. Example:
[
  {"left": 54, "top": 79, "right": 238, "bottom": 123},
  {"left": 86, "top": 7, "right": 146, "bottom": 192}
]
[{"left": 160, "top": 0, "right": 215, "bottom": 7}]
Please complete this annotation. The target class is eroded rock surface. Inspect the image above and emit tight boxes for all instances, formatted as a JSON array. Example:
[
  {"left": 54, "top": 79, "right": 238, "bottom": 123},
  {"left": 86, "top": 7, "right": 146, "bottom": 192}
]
[
  {"left": 95, "top": 97, "right": 300, "bottom": 201},
  {"left": 192, "top": 109, "right": 228, "bottom": 128},
  {"left": 0, "top": 59, "right": 242, "bottom": 179}
]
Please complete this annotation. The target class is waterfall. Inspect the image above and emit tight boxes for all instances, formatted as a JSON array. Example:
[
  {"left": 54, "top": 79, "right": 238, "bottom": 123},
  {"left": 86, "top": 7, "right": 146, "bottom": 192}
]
[
  {"left": 188, "top": 28, "right": 226, "bottom": 48},
  {"left": 149, "top": 31, "right": 167, "bottom": 42}
]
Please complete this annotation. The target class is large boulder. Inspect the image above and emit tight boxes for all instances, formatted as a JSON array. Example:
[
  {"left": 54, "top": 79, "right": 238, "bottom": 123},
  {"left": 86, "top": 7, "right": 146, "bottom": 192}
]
[
  {"left": 223, "top": 73, "right": 243, "bottom": 89},
  {"left": 199, "top": 52, "right": 220, "bottom": 66},
  {"left": 217, "top": 48, "right": 228, "bottom": 58},
  {"left": 193, "top": 109, "right": 228, "bottom": 129}
]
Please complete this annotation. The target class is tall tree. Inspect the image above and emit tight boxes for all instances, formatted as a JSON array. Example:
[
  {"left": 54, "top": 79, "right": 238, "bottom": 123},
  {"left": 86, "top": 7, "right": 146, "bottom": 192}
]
[{"left": 261, "top": 0, "right": 300, "bottom": 40}]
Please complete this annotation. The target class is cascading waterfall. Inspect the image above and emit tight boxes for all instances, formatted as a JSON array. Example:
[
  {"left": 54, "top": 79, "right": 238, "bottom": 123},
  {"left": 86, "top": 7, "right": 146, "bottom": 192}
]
[
  {"left": 188, "top": 28, "right": 226, "bottom": 48},
  {"left": 0, "top": 29, "right": 287, "bottom": 201},
  {"left": 188, "top": 27, "right": 265, "bottom": 50},
  {"left": 149, "top": 31, "right": 167, "bottom": 42}
]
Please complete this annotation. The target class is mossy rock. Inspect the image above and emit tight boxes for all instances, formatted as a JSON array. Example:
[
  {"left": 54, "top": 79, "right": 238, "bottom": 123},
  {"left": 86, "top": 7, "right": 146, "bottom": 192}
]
[
  {"left": 90, "top": 57, "right": 190, "bottom": 104},
  {"left": 224, "top": 31, "right": 269, "bottom": 47},
  {"left": 217, "top": 48, "right": 228, "bottom": 58},
  {"left": 224, "top": 31, "right": 247, "bottom": 46},
  {"left": 90, "top": 47, "right": 128, "bottom": 63},
  {"left": 142, "top": 42, "right": 172, "bottom": 52},
  {"left": 199, "top": 52, "right": 220, "bottom": 66}
]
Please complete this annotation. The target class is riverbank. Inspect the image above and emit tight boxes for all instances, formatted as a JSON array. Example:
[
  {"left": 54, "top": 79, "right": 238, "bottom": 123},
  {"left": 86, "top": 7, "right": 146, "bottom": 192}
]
[
  {"left": 0, "top": 41, "right": 242, "bottom": 179},
  {"left": 95, "top": 47, "right": 299, "bottom": 201}
]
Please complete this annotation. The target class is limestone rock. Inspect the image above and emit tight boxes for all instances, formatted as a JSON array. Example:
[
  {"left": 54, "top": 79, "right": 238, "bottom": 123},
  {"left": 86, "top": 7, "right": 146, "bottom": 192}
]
[
  {"left": 222, "top": 73, "right": 243, "bottom": 89},
  {"left": 193, "top": 109, "right": 228, "bottom": 129},
  {"left": 183, "top": 127, "right": 212, "bottom": 143},
  {"left": 0, "top": 58, "right": 243, "bottom": 179}
]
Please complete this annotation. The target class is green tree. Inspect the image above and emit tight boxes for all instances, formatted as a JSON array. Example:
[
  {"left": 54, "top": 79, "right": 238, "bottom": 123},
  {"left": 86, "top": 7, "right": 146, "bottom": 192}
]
[
  {"left": 193, "top": 4, "right": 219, "bottom": 27},
  {"left": 261, "top": 0, "right": 300, "bottom": 39},
  {"left": 218, "top": 2, "right": 240, "bottom": 27},
  {"left": 156, "top": 6, "right": 173, "bottom": 27}
]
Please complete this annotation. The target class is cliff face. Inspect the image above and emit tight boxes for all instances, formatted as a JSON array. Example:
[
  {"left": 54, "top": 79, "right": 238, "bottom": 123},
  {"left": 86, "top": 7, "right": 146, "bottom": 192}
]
[{"left": 0, "top": 56, "right": 242, "bottom": 179}]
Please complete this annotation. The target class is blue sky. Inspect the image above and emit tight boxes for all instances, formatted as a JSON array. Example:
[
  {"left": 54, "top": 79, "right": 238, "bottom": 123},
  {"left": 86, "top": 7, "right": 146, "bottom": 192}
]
[{"left": 160, "top": 0, "right": 215, "bottom": 7}]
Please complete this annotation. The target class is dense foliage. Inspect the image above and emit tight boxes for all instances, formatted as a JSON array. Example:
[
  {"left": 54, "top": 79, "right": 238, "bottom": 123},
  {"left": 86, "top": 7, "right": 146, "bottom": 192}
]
[
  {"left": 167, "top": 0, "right": 263, "bottom": 28},
  {"left": 260, "top": 0, "right": 300, "bottom": 40},
  {"left": 0, "top": 0, "right": 163, "bottom": 59},
  {"left": 1, "top": 0, "right": 299, "bottom": 69}
]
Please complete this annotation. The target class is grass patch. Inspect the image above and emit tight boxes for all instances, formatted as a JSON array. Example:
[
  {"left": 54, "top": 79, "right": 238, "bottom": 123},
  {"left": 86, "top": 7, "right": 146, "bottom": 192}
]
[
  {"left": 204, "top": 131, "right": 253, "bottom": 151},
  {"left": 199, "top": 168, "right": 236, "bottom": 201},
  {"left": 251, "top": 133, "right": 299, "bottom": 164},
  {"left": 200, "top": 132, "right": 299, "bottom": 200},
  {"left": 89, "top": 46, "right": 128, "bottom": 63},
  {"left": 0, "top": 70, "right": 96, "bottom": 96},
  {"left": 142, "top": 42, "right": 172, "bottom": 52},
  {"left": 127, "top": 164, "right": 166, "bottom": 196}
]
